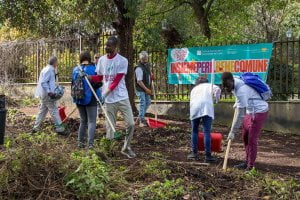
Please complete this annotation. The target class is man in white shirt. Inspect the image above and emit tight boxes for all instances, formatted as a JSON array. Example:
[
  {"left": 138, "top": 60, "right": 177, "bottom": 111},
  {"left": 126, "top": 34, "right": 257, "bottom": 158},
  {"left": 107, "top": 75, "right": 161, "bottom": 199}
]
[
  {"left": 187, "top": 76, "right": 221, "bottom": 163},
  {"left": 221, "top": 72, "right": 268, "bottom": 170},
  {"left": 32, "top": 56, "right": 65, "bottom": 134},
  {"left": 93, "top": 36, "right": 136, "bottom": 158}
]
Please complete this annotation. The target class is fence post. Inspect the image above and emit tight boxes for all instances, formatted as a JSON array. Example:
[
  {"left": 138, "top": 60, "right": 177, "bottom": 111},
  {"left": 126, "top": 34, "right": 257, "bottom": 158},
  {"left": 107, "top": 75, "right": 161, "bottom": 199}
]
[{"left": 36, "top": 43, "right": 39, "bottom": 83}]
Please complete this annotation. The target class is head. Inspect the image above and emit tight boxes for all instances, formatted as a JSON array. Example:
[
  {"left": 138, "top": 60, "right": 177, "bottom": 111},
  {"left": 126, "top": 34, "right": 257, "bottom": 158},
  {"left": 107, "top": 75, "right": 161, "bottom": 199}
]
[
  {"left": 105, "top": 36, "right": 119, "bottom": 55},
  {"left": 79, "top": 51, "right": 92, "bottom": 64},
  {"left": 221, "top": 72, "right": 234, "bottom": 92},
  {"left": 195, "top": 76, "right": 208, "bottom": 85},
  {"left": 139, "top": 51, "right": 148, "bottom": 64},
  {"left": 48, "top": 56, "right": 58, "bottom": 68},
  {"left": 94, "top": 53, "right": 100, "bottom": 64}
]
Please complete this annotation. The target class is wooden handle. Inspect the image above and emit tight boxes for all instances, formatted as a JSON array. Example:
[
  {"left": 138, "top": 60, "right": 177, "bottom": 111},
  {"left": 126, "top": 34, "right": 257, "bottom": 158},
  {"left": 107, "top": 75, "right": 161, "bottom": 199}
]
[
  {"left": 152, "top": 82, "right": 158, "bottom": 121},
  {"left": 222, "top": 139, "right": 232, "bottom": 170},
  {"left": 84, "top": 76, "right": 116, "bottom": 133},
  {"left": 62, "top": 107, "right": 77, "bottom": 123}
]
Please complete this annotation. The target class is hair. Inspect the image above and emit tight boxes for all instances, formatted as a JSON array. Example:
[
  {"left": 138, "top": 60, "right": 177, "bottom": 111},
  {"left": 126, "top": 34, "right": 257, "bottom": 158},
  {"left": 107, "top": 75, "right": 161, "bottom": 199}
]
[
  {"left": 48, "top": 56, "right": 58, "bottom": 65},
  {"left": 94, "top": 53, "right": 100, "bottom": 59},
  {"left": 107, "top": 36, "right": 119, "bottom": 47},
  {"left": 139, "top": 51, "right": 148, "bottom": 60},
  {"left": 195, "top": 76, "right": 208, "bottom": 85},
  {"left": 79, "top": 51, "right": 92, "bottom": 64},
  {"left": 221, "top": 72, "right": 234, "bottom": 85}
]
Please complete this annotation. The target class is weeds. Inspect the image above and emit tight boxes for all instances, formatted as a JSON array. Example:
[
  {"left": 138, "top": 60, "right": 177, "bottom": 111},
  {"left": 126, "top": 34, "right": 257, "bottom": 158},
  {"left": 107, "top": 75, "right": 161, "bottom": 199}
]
[
  {"left": 66, "top": 153, "right": 110, "bottom": 199},
  {"left": 261, "top": 177, "right": 300, "bottom": 200},
  {"left": 138, "top": 178, "right": 185, "bottom": 200}
]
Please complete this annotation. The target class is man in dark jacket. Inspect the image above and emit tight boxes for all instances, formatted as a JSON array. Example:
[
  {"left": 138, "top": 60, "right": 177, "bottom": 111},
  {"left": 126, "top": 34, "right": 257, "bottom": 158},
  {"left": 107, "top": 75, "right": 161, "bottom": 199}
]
[{"left": 135, "top": 51, "right": 152, "bottom": 127}]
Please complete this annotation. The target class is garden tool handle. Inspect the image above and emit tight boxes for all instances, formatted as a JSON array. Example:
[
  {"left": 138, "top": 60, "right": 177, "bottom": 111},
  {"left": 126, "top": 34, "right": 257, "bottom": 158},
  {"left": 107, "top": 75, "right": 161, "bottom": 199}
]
[
  {"left": 83, "top": 76, "right": 116, "bottom": 133},
  {"left": 152, "top": 81, "right": 158, "bottom": 121},
  {"left": 62, "top": 107, "right": 77, "bottom": 123},
  {"left": 223, "top": 139, "right": 232, "bottom": 170}
]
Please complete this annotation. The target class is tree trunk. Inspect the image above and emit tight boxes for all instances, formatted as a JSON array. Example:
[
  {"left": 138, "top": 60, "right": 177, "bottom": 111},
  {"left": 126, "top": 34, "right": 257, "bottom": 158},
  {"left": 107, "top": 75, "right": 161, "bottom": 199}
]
[
  {"left": 112, "top": 0, "right": 138, "bottom": 115},
  {"left": 190, "top": 0, "right": 212, "bottom": 39}
]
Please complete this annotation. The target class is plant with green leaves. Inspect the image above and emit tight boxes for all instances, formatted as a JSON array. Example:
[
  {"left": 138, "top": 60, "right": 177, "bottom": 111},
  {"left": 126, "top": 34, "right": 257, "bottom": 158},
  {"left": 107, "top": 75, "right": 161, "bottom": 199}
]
[
  {"left": 138, "top": 178, "right": 185, "bottom": 200},
  {"left": 66, "top": 153, "right": 110, "bottom": 199}
]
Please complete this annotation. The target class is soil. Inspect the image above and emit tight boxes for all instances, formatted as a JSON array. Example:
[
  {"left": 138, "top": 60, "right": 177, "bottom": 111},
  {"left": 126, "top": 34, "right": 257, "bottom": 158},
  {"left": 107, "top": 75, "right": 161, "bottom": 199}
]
[{"left": 3, "top": 104, "right": 299, "bottom": 199}]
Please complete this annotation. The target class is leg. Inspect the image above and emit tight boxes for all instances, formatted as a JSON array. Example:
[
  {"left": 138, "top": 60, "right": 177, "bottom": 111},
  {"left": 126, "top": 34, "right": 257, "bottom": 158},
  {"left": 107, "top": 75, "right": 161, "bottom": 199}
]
[
  {"left": 144, "top": 93, "right": 151, "bottom": 115},
  {"left": 77, "top": 105, "right": 88, "bottom": 146},
  {"left": 33, "top": 99, "right": 48, "bottom": 130},
  {"left": 118, "top": 99, "right": 135, "bottom": 151},
  {"left": 247, "top": 112, "right": 268, "bottom": 168},
  {"left": 242, "top": 114, "right": 251, "bottom": 164},
  {"left": 105, "top": 103, "right": 117, "bottom": 139},
  {"left": 137, "top": 91, "right": 146, "bottom": 121},
  {"left": 86, "top": 106, "right": 97, "bottom": 146},
  {"left": 191, "top": 118, "right": 201, "bottom": 153},
  {"left": 47, "top": 99, "right": 64, "bottom": 132},
  {"left": 202, "top": 115, "right": 213, "bottom": 156}
]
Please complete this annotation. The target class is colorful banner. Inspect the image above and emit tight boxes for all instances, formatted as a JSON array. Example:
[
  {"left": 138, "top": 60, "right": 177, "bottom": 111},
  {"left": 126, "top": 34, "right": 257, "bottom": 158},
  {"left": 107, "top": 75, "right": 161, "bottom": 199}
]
[{"left": 167, "top": 43, "right": 273, "bottom": 84}]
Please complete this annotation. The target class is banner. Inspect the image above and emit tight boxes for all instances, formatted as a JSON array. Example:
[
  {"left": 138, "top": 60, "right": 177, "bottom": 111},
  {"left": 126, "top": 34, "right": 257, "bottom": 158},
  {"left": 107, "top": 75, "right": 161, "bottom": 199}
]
[{"left": 167, "top": 43, "right": 273, "bottom": 84}]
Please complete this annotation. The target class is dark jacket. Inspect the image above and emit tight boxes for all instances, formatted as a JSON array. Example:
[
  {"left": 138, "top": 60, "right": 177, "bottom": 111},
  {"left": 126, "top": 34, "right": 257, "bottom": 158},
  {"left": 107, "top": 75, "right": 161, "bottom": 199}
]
[{"left": 135, "top": 62, "right": 151, "bottom": 92}]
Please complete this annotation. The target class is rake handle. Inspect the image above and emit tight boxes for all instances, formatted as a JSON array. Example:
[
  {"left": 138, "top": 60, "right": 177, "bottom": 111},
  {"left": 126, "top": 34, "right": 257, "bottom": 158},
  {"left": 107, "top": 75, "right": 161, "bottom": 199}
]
[
  {"left": 222, "top": 139, "right": 232, "bottom": 170},
  {"left": 83, "top": 76, "right": 116, "bottom": 133},
  {"left": 62, "top": 107, "right": 77, "bottom": 123}
]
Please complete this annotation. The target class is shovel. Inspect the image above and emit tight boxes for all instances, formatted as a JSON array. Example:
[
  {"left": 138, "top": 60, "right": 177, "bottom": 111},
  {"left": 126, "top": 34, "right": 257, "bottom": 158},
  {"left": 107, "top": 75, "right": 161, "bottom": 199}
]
[
  {"left": 82, "top": 74, "right": 123, "bottom": 140},
  {"left": 147, "top": 81, "right": 167, "bottom": 128}
]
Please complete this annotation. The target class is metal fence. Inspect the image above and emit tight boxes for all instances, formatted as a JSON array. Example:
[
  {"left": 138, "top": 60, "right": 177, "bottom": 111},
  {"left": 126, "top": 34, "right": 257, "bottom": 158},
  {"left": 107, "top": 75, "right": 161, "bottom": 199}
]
[{"left": 0, "top": 34, "right": 299, "bottom": 101}]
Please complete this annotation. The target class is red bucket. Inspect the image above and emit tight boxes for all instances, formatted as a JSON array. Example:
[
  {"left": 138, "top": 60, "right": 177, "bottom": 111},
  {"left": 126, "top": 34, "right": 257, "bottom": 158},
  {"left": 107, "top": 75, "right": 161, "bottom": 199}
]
[
  {"left": 147, "top": 118, "right": 167, "bottom": 128},
  {"left": 58, "top": 106, "right": 67, "bottom": 122},
  {"left": 198, "top": 132, "right": 222, "bottom": 152}
]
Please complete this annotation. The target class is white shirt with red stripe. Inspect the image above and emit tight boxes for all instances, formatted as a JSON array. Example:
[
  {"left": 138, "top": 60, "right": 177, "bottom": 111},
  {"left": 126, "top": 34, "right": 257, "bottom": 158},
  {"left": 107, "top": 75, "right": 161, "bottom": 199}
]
[{"left": 96, "top": 53, "right": 129, "bottom": 103}]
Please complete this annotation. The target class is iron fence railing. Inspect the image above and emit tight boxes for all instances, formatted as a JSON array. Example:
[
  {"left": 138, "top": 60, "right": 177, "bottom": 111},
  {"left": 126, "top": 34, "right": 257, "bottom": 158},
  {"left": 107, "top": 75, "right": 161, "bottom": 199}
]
[{"left": 0, "top": 34, "right": 299, "bottom": 101}]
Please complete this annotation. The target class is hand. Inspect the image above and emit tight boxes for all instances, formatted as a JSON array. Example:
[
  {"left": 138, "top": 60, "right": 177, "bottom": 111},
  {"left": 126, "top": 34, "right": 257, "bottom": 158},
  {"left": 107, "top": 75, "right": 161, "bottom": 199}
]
[
  {"left": 48, "top": 92, "right": 56, "bottom": 99},
  {"left": 145, "top": 88, "right": 152, "bottom": 95},
  {"left": 227, "top": 132, "right": 235, "bottom": 140},
  {"left": 79, "top": 70, "right": 87, "bottom": 77},
  {"left": 99, "top": 95, "right": 105, "bottom": 104}
]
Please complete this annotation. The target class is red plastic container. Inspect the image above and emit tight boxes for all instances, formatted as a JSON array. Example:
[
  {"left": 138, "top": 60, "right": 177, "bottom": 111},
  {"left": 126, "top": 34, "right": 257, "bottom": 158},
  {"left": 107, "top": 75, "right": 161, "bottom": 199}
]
[
  {"left": 58, "top": 106, "right": 67, "bottom": 122},
  {"left": 198, "top": 132, "right": 222, "bottom": 152},
  {"left": 147, "top": 118, "right": 167, "bottom": 128}
]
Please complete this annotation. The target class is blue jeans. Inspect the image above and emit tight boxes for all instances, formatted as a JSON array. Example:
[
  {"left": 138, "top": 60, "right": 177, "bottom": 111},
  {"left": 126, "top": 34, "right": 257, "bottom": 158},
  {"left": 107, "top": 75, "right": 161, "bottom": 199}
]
[
  {"left": 191, "top": 115, "right": 213, "bottom": 155},
  {"left": 136, "top": 91, "right": 151, "bottom": 121},
  {"left": 77, "top": 105, "right": 97, "bottom": 146}
]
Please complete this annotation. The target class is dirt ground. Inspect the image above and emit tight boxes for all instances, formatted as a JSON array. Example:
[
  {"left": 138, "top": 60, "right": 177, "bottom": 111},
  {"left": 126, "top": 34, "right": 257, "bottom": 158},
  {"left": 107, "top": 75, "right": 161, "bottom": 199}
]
[
  {"left": 0, "top": 104, "right": 295, "bottom": 199},
  {"left": 19, "top": 105, "right": 300, "bottom": 179}
]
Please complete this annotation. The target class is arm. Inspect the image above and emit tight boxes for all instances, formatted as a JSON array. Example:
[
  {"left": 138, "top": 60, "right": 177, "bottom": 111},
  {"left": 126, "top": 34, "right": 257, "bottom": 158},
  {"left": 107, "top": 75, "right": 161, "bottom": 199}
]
[
  {"left": 137, "top": 81, "right": 152, "bottom": 95},
  {"left": 213, "top": 85, "right": 221, "bottom": 103},
  {"left": 41, "top": 70, "right": 53, "bottom": 93},
  {"left": 228, "top": 107, "right": 246, "bottom": 138}
]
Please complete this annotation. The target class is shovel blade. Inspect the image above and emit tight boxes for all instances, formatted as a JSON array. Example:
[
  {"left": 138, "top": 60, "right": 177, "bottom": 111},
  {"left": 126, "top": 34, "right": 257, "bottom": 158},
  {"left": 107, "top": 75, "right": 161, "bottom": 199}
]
[{"left": 147, "top": 118, "right": 167, "bottom": 128}]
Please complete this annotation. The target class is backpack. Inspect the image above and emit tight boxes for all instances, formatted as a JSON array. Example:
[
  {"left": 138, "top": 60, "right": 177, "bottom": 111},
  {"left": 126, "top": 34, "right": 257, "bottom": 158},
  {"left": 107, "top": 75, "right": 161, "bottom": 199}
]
[
  {"left": 240, "top": 72, "right": 272, "bottom": 100},
  {"left": 71, "top": 66, "right": 85, "bottom": 100}
]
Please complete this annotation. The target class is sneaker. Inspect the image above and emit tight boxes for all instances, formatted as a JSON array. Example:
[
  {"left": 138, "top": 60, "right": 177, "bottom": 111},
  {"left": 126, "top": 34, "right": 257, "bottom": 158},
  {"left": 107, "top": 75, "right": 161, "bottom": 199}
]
[
  {"left": 187, "top": 151, "right": 198, "bottom": 160},
  {"left": 139, "top": 119, "right": 148, "bottom": 127},
  {"left": 205, "top": 154, "right": 217, "bottom": 163},
  {"left": 234, "top": 162, "right": 248, "bottom": 170},
  {"left": 121, "top": 148, "right": 136, "bottom": 158},
  {"left": 78, "top": 142, "right": 85, "bottom": 149},
  {"left": 31, "top": 129, "right": 38, "bottom": 134},
  {"left": 88, "top": 144, "right": 94, "bottom": 149}
]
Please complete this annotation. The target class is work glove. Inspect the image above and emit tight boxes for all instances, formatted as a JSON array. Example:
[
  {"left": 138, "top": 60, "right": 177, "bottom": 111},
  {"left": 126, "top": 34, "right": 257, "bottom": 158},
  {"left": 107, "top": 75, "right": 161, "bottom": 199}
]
[
  {"left": 48, "top": 92, "right": 56, "bottom": 99},
  {"left": 227, "top": 132, "right": 235, "bottom": 140}
]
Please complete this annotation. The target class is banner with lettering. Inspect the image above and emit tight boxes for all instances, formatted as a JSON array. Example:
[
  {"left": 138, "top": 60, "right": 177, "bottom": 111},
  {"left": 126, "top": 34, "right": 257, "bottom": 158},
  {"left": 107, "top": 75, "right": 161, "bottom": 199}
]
[{"left": 167, "top": 43, "right": 273, "bottom": 84}]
